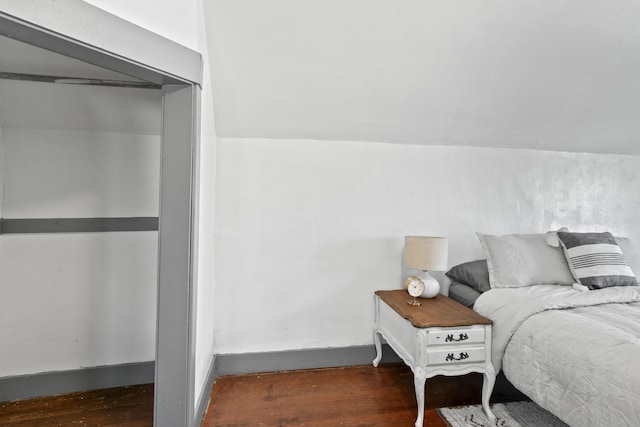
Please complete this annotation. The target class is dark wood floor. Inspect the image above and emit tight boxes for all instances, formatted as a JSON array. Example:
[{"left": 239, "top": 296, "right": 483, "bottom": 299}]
[
  {"left": 0, "top": 384, "right": 154, "bottom": 426},
  {"left": 204, "top": 364, "right": 484, "bottom": 427},
  {"left": 0, "top": 363, "right": 501, "bottom": 426}
]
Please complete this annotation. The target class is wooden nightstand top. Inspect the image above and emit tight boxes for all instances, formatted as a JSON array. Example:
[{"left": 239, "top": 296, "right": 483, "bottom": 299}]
[{"left": 375, "top": 290, "right": 492, "bottom": 328}]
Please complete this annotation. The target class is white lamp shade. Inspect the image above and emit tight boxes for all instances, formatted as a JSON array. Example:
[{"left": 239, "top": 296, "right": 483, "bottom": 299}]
[{"left": 403, "top": 236, "right": 448, "bottom": 271}]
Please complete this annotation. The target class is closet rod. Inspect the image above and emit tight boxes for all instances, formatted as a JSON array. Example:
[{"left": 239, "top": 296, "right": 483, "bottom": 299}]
[
  {"left": 0, "top": 71, "right": 161, "bottom": 89},
  {"left": 0, "top": 217, "right": 159, "bottom": 234}
]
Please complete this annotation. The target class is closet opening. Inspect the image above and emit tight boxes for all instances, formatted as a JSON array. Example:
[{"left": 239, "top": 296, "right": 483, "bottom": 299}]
[{"left": 0, "top": 5, "right": 202, "bottom": 427}]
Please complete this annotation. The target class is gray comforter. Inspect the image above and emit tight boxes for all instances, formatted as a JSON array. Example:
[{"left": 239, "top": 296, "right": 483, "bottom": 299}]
[{"left": 475, "top": 285, "right": 640, "bottom": 427}]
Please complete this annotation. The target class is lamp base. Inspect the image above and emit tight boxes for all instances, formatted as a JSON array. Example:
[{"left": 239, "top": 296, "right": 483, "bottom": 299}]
[{"left": 419, "top": 271, "right": 440, "bottom": 298}]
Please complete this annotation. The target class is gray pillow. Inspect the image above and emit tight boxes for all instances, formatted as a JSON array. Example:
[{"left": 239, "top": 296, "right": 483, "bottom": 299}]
[
  {"left": 445, "top": 260, "right": 491, "bottom": 293},
  {"left": 478, "top": 232, "right": 575, "bottom": 288},
  {"left": 448, "top": 281, "right": 482, "bottom": 308},
  {"left": 557, "top": 231, "right": 638, "bottom": 289},
  {"left": 547, "top": 233, "right": 640, "bottom": 277}
]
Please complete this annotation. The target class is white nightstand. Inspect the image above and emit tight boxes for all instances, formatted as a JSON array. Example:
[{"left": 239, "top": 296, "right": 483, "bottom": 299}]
[{"left": 373, "top": 290, "right": 495, "bottom": 427}]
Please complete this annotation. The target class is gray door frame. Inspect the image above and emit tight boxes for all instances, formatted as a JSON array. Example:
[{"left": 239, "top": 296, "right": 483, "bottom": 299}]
[
  {"left": 0, "top": 3, "right": 203, "bottom": 426},
  {"left": 156, "top": 83, "right": 201, "bottom": 427}
]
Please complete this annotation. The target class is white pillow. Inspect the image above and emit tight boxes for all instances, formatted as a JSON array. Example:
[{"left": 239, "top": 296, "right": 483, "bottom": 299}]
[
  {"left": 478, "top": 232, "right": 575, "bottom": 288},
  {"left": 614, "top": 237, "right": 640, "bottom": 282},
  {"left": 545, "top": 227, "right": 569, "bottom": 247}
]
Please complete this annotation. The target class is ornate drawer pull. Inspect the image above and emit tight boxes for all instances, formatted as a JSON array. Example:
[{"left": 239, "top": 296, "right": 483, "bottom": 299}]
[
  {"left": 445, "top": 333, "right": 469, "bottom": 342},
  {"left": 446, "top": 352, "right": 469, "bottom": 362}
]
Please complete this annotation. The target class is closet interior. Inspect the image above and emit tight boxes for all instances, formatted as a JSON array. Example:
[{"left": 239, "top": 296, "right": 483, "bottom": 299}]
[{"left": 0, "top": 34, "right": 162, "bottom": 397}]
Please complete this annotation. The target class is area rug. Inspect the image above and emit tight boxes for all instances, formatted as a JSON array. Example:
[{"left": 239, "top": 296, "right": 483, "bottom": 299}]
[{"left": 437, "top": 401, "right": 568, "bottom": 427}]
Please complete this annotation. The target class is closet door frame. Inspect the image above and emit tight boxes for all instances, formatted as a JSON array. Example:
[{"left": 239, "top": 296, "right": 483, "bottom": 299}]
[
  {"left": 156, "top": 83, "right": 201, "bottom": 427},
  {"left": 0, "top": 3, "right": 202, "bottom": 427}
]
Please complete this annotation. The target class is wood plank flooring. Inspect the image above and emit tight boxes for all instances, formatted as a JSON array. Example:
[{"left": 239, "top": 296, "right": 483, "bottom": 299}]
[
  {"left": 0, "top": 363, "right": 493, "bottom": 426},
  {"left": 203, "top": 364, "right": 483, "bottom": 426},
  {"left": 0, "top": 384, "right": 154, "bottom": 426}
]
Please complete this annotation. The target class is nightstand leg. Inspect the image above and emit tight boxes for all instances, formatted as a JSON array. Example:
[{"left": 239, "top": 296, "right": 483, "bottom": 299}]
[
  {"left": 482, "top": 365, "right": 496, "bottom": 421},
  {"left": 413, "top": 367, "right": 427, "bottom": 427},
  {"left": 372, "top": 330, "right": 382, "bottom": 367},
  {"left": 372, "top": 295, "right": 383, "bottom": 367}
]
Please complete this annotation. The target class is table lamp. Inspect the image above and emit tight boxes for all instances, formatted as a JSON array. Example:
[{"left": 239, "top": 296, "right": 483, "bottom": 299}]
[{"left": 404, "top": 236, "right": 448, "bottom": 298}]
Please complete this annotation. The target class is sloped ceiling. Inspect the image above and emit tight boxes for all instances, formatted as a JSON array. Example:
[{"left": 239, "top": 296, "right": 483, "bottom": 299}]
[{"left": 206, "top": 0, "right": 640, "bottom": 155}]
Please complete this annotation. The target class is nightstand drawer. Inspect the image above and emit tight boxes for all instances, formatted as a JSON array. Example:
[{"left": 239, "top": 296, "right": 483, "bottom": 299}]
[
  {"left": 427, "top": 328, "right": 485, "bottom": 346},
  {"left": 427, "top": 346, "right": 485, "bottom": 365}
]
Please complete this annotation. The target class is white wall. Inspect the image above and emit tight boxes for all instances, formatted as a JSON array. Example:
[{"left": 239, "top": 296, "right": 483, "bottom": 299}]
[
  {"left": 214, "top": 137, "right": 640, "bottom": 354},
  {"left": 1, "top": 128, "right": 160, "bottom": 218},
  {"left": 193, "top": 0, "right": 218, "bottom": 411},
  {"left": 0, "top": 80, "right": 161, "bottom": 376},
  {"left": 0, "top": 79, "right": 160, "bottom": 134},
  {"left": 0, "top": 126, "right": 3, "bottom": 218},
  {"left": 0, "top": 232, "right": 157, "bottom": 376}
]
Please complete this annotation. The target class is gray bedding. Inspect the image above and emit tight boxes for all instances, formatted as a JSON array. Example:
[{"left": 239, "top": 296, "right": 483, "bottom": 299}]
[{"left": 475, "top": 285, "right": 640, "bottom": 427}]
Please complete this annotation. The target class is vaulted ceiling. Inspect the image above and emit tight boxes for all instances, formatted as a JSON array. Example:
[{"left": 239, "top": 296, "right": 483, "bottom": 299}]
[
  {"left": 2, "top": 1, "right": 640, "bottom": 155},
  {"left": 205, "top": 0, "right": 640, "bottom": 155}
]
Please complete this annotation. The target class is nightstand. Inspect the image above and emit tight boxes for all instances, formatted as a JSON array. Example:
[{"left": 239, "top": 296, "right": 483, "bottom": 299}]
[{"left": 373, "top": 290, "right": 495, "bottom": 427}]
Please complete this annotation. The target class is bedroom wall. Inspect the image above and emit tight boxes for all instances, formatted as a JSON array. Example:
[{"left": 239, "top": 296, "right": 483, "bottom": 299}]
[
  {"left": 208, "top": 0, "right": 640, "bottom": 364},
  {"left": 214, "top": 137, "right": 640, "bottom": 354},
  {"left": 194, "top": 0, "right": 219, "bottom": 411},
  {"left": 0, "top": 126, "right": 3, "bottom": 218},
  {"left": 0, "top": 79, "right": 161, "bottom": 376}
]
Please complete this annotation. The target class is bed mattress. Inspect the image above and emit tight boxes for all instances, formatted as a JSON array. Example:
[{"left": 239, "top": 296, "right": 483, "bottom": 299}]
[{"left": 474, "top": 285, "right": 640, "bottom": 427}]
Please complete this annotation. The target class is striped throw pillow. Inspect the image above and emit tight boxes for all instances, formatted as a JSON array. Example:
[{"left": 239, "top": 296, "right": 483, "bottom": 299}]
[{"left": 557, "top": 231, "right": 638, "bottom": 289}]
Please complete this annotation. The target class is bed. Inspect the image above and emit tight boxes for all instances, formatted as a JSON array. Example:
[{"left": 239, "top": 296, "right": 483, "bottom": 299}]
[{"left": 445, "top": 231, "right": 640, "bottom": 427}]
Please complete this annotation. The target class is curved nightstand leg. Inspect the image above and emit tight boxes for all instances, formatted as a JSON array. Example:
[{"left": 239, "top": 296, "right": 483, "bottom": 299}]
[
  {"left": 413, "top": 366, "right": 427, "bottom": 427},
  {"left": 372, "top": 329, "right": 382, "bottom": 367},
  {"left": 482, "top": 364, "right": 496, "bottom": 421},
  {"left": 373, "top": 295, "right": 383, "bottom": 367}
]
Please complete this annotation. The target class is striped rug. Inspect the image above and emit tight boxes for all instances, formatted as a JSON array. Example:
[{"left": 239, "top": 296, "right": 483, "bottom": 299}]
[{"left": 437, "top": 401, "right": 568, "bottom": 427}]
